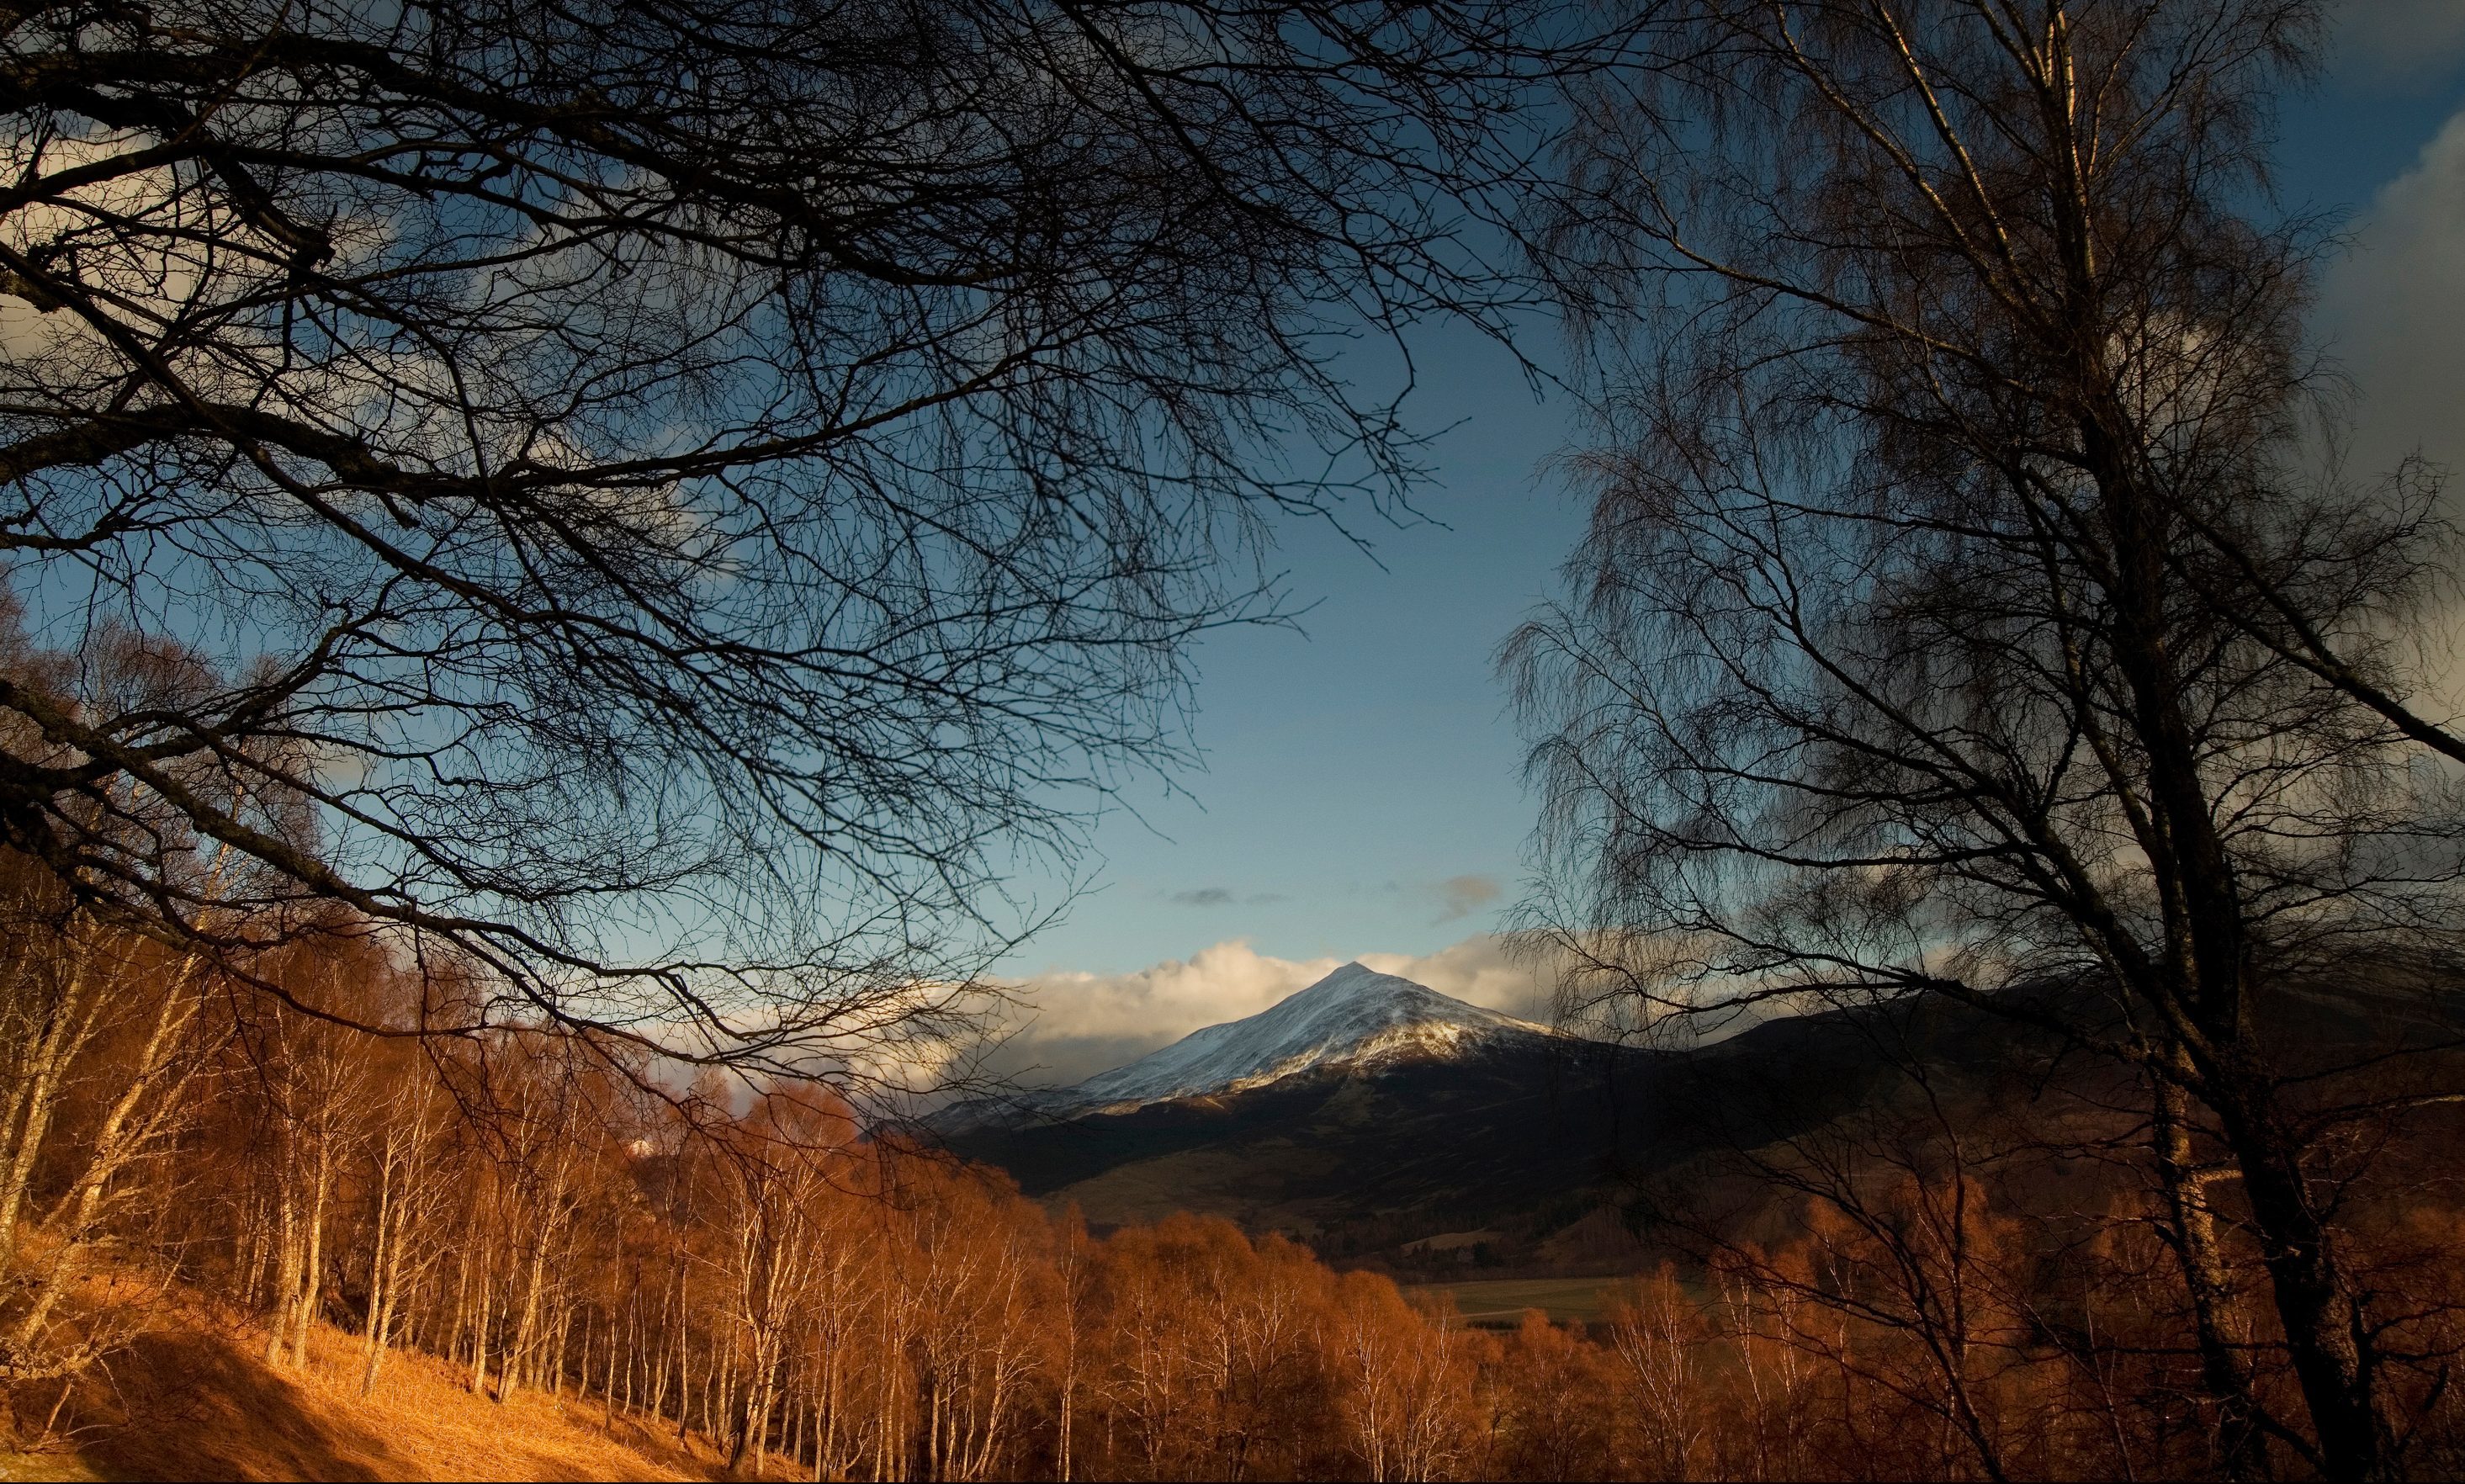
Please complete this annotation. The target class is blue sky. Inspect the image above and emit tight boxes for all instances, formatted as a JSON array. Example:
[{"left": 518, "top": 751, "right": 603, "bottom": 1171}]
[
  {"left": 999, "top": 311, "right": 1579, "bottom": 981},
  {"left": 990, "top": 8, "right": 2465, "bottom": 1076}
]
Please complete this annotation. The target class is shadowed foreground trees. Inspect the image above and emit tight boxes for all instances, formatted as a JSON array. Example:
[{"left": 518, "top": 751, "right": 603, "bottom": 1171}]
[
  {"left": 1511, "top": 3, "right": 2465, "bottom": 1476},
  {"left": 0, "top": 0, "right": 1570, "bottom": 1084}
]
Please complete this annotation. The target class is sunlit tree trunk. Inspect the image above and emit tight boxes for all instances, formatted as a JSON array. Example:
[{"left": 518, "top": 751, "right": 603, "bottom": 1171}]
[
  {"left": 7, "top": 957, "right": 205, "bottom": 1359},
  {"left": 262, "top": 1110, "right": 306, "bottom": 1365},
  {"left": 469, "top": 1262, "right": 496, "bottom": 1396},
  {"left": 287, "top": 1123, "right": 333, "bottom": 1369},
  {"left": 2152, "top": 1072, "right": 2271, "bottom": 1477},
  {"left": 0, "top": 948, "right": 102, "bottom": 1277}
]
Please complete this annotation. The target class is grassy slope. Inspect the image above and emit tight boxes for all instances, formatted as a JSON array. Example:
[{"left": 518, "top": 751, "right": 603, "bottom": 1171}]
[
  {"left": 3, "top": 1299, "right": 715, "bottom": 1483},
  {"left": 1407, "top": 1276, "right": 1628, "bottom": 1327}
]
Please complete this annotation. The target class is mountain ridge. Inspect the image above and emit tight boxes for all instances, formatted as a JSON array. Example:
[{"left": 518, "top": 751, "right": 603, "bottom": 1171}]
[
  {"left": 1073, "top": 962, "right": 1552, "bottom": 1106},
  {"left": 946, "top": 962, "right": 1555, "bottom": 1130}
]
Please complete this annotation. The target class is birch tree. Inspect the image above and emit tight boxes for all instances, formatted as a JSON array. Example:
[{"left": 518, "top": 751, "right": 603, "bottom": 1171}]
[{"left": 1514, "top": 6, "right": 2465, "bottom": 1474}]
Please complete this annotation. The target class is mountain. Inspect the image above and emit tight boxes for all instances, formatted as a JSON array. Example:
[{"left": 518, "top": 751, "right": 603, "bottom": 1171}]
[
  {"left": 1067, "top": 962, "right": 1553, "bottom": 1110},
  {"left": 941, "top": 979, "right": 2113, "bottom": 1269},
  {"left": 943, "top": 962, "right": 1556, "bottom": 1130},
  {"left": 940, "top": 965, "right": 1663, "bottom": 1259},
  {"left": 939, "top": 968, "right": 2112, "bottom": 1263},
  {"left": 943, "top": 961, "right": 2465, "bottom": 1277},
  {"left": 946, "top": 1030, "right": 1649, "bottom": 1254}
]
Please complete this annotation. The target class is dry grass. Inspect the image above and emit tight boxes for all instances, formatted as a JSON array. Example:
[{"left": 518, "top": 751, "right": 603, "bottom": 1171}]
[
  {"left": 3, "top": 1292, "right": 727, "bottom": 1482},
  {"left": 1408, "top": 1275, "right": 1629, "bottom": 1328}
]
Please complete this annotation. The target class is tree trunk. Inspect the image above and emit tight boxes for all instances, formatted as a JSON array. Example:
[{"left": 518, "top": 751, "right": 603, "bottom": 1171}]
[
  {"left": 265, "top": 1173, "right": 300, "bottom": 1367},
  {"left": 2152, "top": 1073, "right": 2272, "bottom": 1478},
  {"left": 605, "top": 1310, "right": 620, "bottom": 1429},
  {"left": 8, "top": 968, "right": 200, "bottom": 1356},
  {"left": 2090, "top": 437, "right": 2386, "bottom": 1481},
  {"left": 503, "top": 1235, "right": 549, "bottom": 1401},
  {"left": 289, "top": 1131, "right": 331, "bottom": 1370},
  {"left": 361, "top": 1145, "right": 395, "bottom": 1395},
  {"left": 2213, "top": 1081, "right": 2383, "bottom": 1480},
  {"left": 469, "top": 1267, "right": 495, "bottom": 1396},
  {"left": 0, "top": 956, "right": 98, "bottom": 1275}
]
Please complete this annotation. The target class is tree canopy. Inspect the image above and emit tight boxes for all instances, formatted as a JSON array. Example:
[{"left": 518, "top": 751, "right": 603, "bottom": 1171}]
[{"left": 0, "top": 0, "right": 1561, "bottom": 1081}]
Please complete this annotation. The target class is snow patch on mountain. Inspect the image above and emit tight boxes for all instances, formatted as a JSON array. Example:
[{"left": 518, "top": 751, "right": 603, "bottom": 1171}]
[{"left": 952, "top": 962, "right": 1554, "bottom": 1127}]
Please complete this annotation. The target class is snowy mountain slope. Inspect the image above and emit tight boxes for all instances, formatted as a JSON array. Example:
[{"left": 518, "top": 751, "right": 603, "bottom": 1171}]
[
  {"left": 948, "top": 962, "right": 1556, "bottom": 1129},
  {"left": 1070, "top": 962, "right": 1551, "bottom": 1109}
]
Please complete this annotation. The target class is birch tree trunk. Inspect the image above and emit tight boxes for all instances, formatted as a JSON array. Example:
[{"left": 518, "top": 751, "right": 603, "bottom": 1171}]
[
  {"left": 0, "top": 949, "right": 102, "bottom": 1276},
  {"left": 6, "top": 957, "right": 206, "bottom": 1363}
]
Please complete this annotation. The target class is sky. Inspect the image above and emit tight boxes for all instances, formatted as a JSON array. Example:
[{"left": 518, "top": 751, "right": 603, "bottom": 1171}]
[{"left": 987, "top": 3, "right": 2465, "bottom": 1087}]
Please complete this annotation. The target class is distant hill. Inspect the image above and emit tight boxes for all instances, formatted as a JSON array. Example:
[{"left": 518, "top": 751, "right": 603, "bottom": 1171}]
[
  {"left": 946, "top": 1024, "right": 1648, "bottom": 1262},
  {"left": 942, "top": 962, "right": 2464, "bottom": 1275},
  {"left": 940, "top": 962, "right": 1879, "bottom": 1269}
]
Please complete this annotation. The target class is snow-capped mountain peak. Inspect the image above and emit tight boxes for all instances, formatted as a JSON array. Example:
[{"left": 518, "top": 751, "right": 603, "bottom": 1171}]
[{"left": 1058, "top": 962, "right": 1550, "bottom": 1113}]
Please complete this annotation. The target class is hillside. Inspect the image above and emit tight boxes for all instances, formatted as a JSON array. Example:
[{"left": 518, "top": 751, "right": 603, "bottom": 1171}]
[
  {"left": 945, "top": 970, "right": 2463, "bottom": 1275},
  {"left": 949, "top": 1032, "right": 1655, "bottom": 1260},
  {"left": 941, "top": 961, "right": 1954, "bottom": 1263},
  {"left": 2, "top": 1295, "right": 705, "bottom": 1482}
]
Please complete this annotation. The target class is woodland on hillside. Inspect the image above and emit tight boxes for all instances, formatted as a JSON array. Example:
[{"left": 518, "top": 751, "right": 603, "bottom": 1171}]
[{"left": 13, "top": 891, "right": 2465, "bottom": 1482}]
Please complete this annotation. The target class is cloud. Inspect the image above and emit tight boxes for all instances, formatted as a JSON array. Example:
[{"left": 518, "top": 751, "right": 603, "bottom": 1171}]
[
  {"left": 2314, "top": 99, "right": 2465, "bottom": 717},
  {"left": 1166, "top": 887, "right": 1293, "bottom": 907},
  {"left": 2319, "top": 103, "right": 2465, "bottom": 484},
  {"left": 986, "top": 941, "right": 1335, "bottom": 1085},
  {"left": 1355, "top": 935, "right": 1553, "bottom": 1021},
  {"left": 983, "top": 935, "right": 1553, "bottom": 1088},
  {"left": 1433, "top": 873, "right": 1502, "bottom": 923},
  {"left": 2334, "top": 2, "right": 2465, "bottom": 81}
]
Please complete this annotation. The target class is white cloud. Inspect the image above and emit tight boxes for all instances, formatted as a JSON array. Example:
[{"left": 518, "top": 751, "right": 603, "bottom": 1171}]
[
  {"left": 1356, "top": 935, "right": 1552, "bottom": 1020},
  {"left": 2319, "top": 103, "right": 2465, "bottom": 484},
  {"left": 1431, "top": 873, "right": 1503, "bottom": 923},
  {"left": 2314, "top": 98, "right": 2465, "bottom": 718},
  {"left": 981, "top": 935, "right": 1553, "bottom": 1088}
]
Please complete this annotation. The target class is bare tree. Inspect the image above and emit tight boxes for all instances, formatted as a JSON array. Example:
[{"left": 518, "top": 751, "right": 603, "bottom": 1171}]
[
  {"left": 1510, "top": 4, "right": 2465, "bottom": 1478},
  {"left": 0, "top": 0, "right": 1568, "bottom": 1089},
  {"left": 359, "top": 1063, "right": 451, "bottom": 1393},
  {"left": 0, "top": 907, "right": 215, "bottom": 1377}
]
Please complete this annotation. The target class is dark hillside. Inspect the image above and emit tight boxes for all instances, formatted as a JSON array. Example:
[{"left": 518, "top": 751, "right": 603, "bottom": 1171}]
[
  {"left": 945, "top": 1036, "right": 1659, "bottom": 1253},
  {"left": 947, "top": 973, "right": 2465, "bottom": 1272}
]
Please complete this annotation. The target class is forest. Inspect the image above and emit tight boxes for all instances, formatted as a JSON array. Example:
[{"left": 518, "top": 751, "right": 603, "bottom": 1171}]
[{"left": 11, "top": 882, "right": 2465, "bottom": 1481}]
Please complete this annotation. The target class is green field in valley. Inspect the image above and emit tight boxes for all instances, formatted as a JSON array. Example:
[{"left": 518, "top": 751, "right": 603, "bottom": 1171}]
[{"left": 1405, "top": 1276, "right": 1630, "bottom": 1328}]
